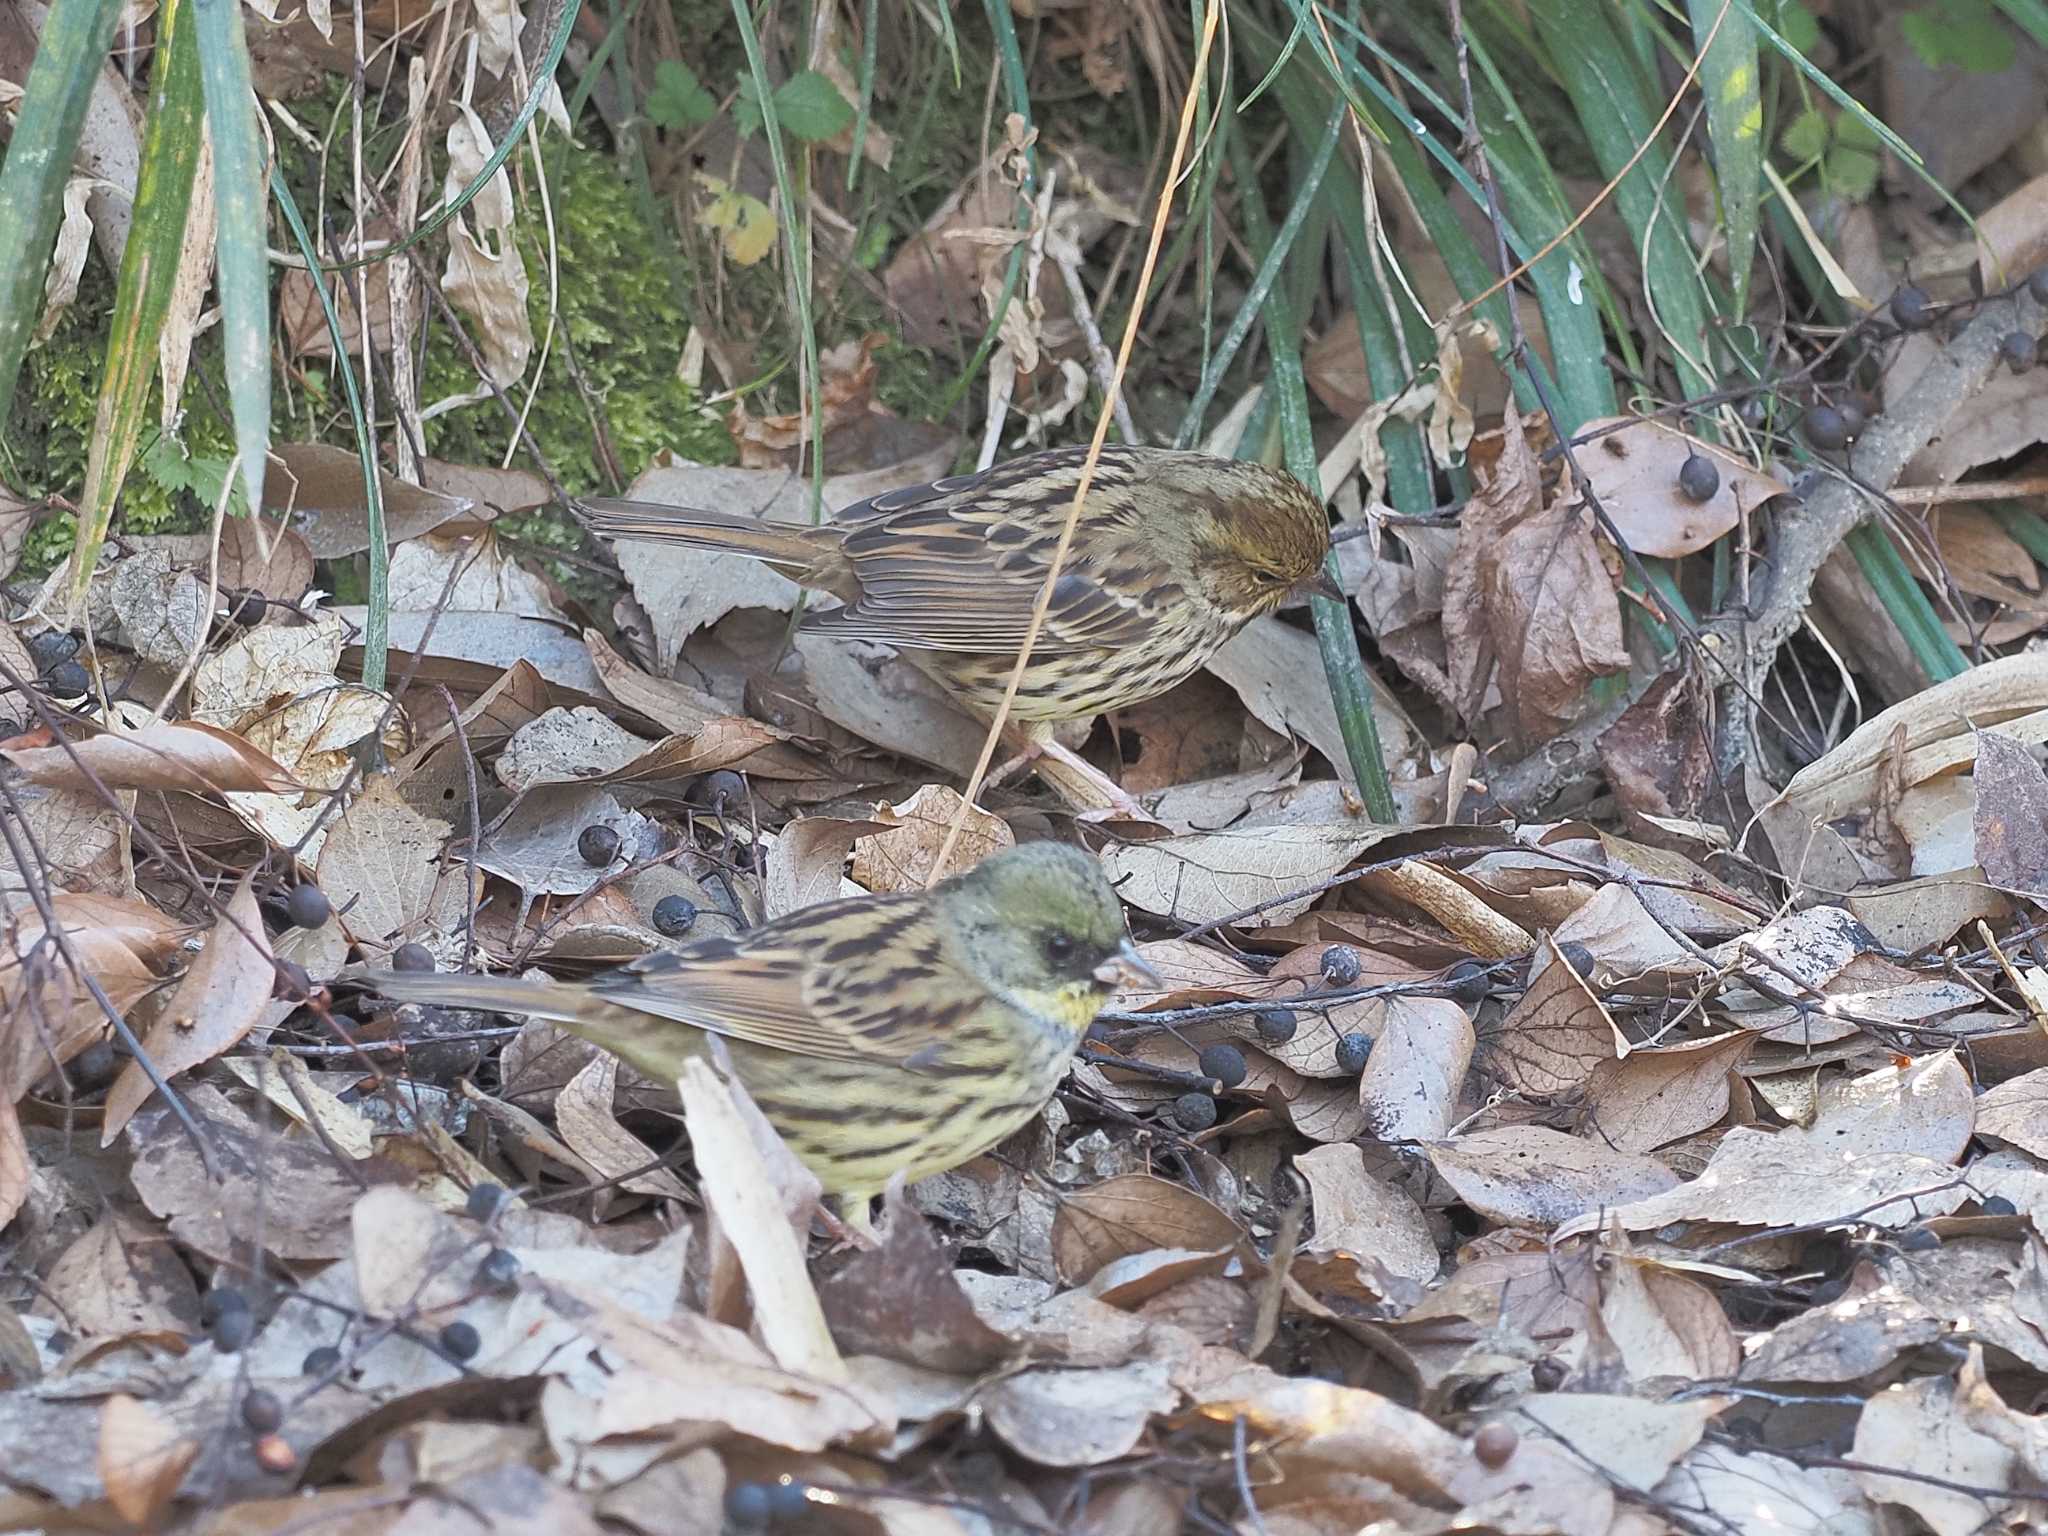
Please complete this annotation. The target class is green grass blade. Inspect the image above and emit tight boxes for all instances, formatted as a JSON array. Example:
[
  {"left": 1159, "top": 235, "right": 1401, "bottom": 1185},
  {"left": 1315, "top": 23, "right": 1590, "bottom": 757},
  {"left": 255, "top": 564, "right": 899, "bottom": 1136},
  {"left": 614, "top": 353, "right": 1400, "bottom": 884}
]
[
  {"left": 1688, "top": 0, "right": 1763, "bottom": 314},
  {"left": 268, "top": 168, "right": 386, "bottom": 689},
  {"left": 70, "top": 0, "right": 205, "bottom": 597},
  {"left": 1843, "top": 522, "right": 1968, "bottom": 681},
  {"left": 195, "top": 0, "right": 270, "bottom": 516},
  {"left": 1225, "top": 110, "right": 1396, "bottom": 822},
  {"left": 0, "top": 0, "right": 124, "bottom": 435}
]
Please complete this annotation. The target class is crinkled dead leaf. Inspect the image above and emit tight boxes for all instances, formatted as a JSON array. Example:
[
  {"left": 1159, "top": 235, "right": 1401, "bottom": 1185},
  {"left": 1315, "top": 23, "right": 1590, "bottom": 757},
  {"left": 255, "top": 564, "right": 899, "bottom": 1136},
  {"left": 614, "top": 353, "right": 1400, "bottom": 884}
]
[
  {"left": 1851, "top": 1372, "right": 2026, "bottom": 1536},
  {"left": 476, "top": 783, "right": 655, "bottom": 901},
  {"left": 4, "top": 721, "right": 300, "bottom": 796},
  {"left": 1427, "top": 1126, "right": 1682, "bottom": 1228},
  {"left": 1740, "top": 1262, "right": 1943, "bottom": 1383},
  {"left": 101, "top": 877, "right": 275, "bottom": 1143},
  {"left": 1206, "top": 615, "right": 1416, "bottom": 779},
  {"left": 980, "top": 1360, "right": 1178, "bottom": 1468},
  {"left": 386, "top": 529, "right": 564, "bottom": 619},
  {"left": 1051, "top": 1174, "right": 1241, "bottom": 1287},
  {"left": 1490, "top": 947, "right": 1624, "bottom": 1097},
  {"left": 554, "top": 1053, "right": 691, "bottom": 1201},
  {"left": 1803, "top": 1051, "right": 1974, "bottom": 1164},
  {"left": 39, "top": 1212, "right": 202, "bottom": 1339},
  {"left": 1293, "top": 1143, "right": 1438, "bottom": 1284},
  {"left": 1519, "top": 1394, "right": 1724, "bottom": 1491},
  {"left": 1582, "top": 1031, "right": 1757, "bottom": 1154},
  {"left": 316, "top": 775, "right": 466, "bottom": 946},
  {"left": 850, "top": 785, "right": 1012, "bottom": 893},
  {"left": 1652, "top": 1443, "right": 1876, "bottom": 1536},
  {"left": 1557, "top": 1125, "right": 1972, "bottom": 1241},
  {"left": 1977, "top": 1066, "right": 2048, "bottom": 1159},
  {"left": 1103, "top": 824, "right": 1392, "bottom": 927}
]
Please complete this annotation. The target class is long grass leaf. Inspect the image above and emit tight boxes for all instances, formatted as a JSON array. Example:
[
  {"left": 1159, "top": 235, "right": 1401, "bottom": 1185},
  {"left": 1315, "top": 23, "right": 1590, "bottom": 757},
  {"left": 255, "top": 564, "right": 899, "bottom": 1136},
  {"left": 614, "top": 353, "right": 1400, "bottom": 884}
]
[
  {"left": 69, "top": 0, "right": 205, "bottom": 597},
  {"left": 194, "top": 0, "right": 269, "bottom": 516},
  {"left": 1688, "top": 0, "right": 1763, "bottom": 314},
  {"left": 0, "top": 0, "right": 124, "bottom": 432}
]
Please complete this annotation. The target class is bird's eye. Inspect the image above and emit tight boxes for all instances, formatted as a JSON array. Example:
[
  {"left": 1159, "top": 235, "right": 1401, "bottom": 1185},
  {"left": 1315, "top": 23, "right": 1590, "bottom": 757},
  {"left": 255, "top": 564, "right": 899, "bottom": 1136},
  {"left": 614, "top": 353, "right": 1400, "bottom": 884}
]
[{"left": 1043, "top": 932, "right": 1075, "bottom": 965}]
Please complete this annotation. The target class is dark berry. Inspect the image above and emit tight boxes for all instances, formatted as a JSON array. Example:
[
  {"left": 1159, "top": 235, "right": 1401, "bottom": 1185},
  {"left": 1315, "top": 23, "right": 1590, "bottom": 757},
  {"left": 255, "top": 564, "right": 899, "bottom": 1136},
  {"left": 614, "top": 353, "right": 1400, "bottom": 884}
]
[
  {"left": 1255, "top": 1007, "right": 1298, "bottom": 1043},
  {"left": 465, "top": 1182, "right": 507, "bottom": 1222},
  {"left": 391, "top": 942, "right": 435, "bottom": 973},
  {"left": 1836, "top": 397, "right": 1869, "bottom": 437},
  {"left": 67, "top": 1040, "right": 118, "bottom": 1091},
  {"left": 577, "top": 823, "right": 621, "bottom": 867},
  {"left": 1677, "top": 452, "right": 1719, "bottom": 502},
  {"left": 199, "top": 1286, "right": 249, "bottom": 1330},
  {"left": 44, "top": 660, "right": 90, "bottom": 699},
  {"left": 1444, "top": 959, "right": 1491, "bottom": 1005},
  {"left": 1473, "top": 1422, "right": 1518, "bottom": 1467},
  {"left": 208, "top": 1307, "right": 254, "bottom": 1353},
  {"left": 1530, "top": 1355, "right": 1566, "bottom": 1391},
  {"left": 1334, "top": 1032, "right": 1372, "bottom": 1074},
  {"left": 271, "top": 960, "right": 311, "bottom": 1001},
  {"left": 1172, "top": 1091, "right": 1218, "bottom": 1132},
  {"left": 2000, "top": 330, "right": 2038, "bottom": 372},
  {"left": 765, "top": 1480, "right": 809, "bottom": 1518},
  {"left": 1319, "top": 944, "right": 1362, "bottom": 987},
  {"left": 696, "top": 769, "right": 746, "bottom": 814},
  {"left": 1890, "top": 284, "right": 1933, "bottom": 331},
  {"left": 651, "top": 894, "right": 698, "bottom": 937},
  {"left": 1897, "top": 1225, "right": 1941, "bottom": 1253},
  {"left": 726, "top": 1483, "right": 773, "bottom": 1527},
  {"left": 438, "top": 1320, "right": 481, "bottom": 1360},
  {"left": 1981, "top": 1194, "right": 2018, "bottom": 1216},
  {"left": 476, "top": 1248, "right": 520, "bottom": 1291},
  {"left": 27, "top": 630, "right": 79, "bottom": 672},
  {"left": 284, "top": 884, "right": 330, "bottom": 929},
  {"left": 1198, "top": 1042, "right": 1247, "bottom": 1089},
  {"left": 241, "top": 1388, "right": 283, "bottom": 1433},
  {"left": 2029, "top": 266, "right": 2048, "bottom": 305},
  {"left": 302, "top": 1345, "right": 342, "bottom": 1375},
  {"left": 1803, "top": 404, "right": 1850, "bottom": 449},
  {"left": 1556, "top": 941, "right": 1596, "bottom": 979}
]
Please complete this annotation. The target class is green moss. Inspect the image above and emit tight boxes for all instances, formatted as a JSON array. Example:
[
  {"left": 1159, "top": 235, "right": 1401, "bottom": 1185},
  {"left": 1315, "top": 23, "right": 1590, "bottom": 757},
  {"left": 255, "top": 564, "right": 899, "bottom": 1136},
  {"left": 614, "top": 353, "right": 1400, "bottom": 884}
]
[{"left": 418, "top": 137, "right": 731, "bottom": 492}]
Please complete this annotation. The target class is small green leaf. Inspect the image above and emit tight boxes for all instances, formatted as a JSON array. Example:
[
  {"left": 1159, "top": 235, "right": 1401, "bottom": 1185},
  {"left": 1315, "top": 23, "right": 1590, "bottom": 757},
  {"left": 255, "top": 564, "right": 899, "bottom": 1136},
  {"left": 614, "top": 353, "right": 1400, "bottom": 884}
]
[
  {"left": 1780, "top": 106, "right": 1830, "bottom": 162},
  {"left": 1825, "top": 143, "right": 1880, "bottom": 201},
  {"left": 1768, "top": 0, "right": 1822, "bottom": 53},
  {"left": 771, "top": 70, "right": 853, "bottom": 142},
  {"left": 647, "top": 58, "right": 717, "bottom": 130},
  {"left": 1901, "top": 0, "right": 2016, "bottom": 70}
]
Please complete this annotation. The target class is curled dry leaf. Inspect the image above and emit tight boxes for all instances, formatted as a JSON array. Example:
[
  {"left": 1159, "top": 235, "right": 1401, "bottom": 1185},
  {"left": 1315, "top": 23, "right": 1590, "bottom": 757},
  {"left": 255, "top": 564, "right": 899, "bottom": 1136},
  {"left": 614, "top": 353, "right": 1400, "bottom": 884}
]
[
  {"left": 1293, "top": 1143, "right": 1439, "bottom": 1285},
  {"left": 1581, "top": 1031, "right": 1758, "bottom": 1154},
  {"left": 271, "top": 444, "right": 474, "bottom": 558},
  {"left": 4, "top": 722, "right": 300, "bottom": 796},
  {"left": 316, "top": 776, "right": 466, "bottom": 946},
  {"left": 1851, "top": 1371, "right": 2024, "bottom": 1536},
  {"left": 1358, "top": 996, "right": 1475, "bottom": 1142}
]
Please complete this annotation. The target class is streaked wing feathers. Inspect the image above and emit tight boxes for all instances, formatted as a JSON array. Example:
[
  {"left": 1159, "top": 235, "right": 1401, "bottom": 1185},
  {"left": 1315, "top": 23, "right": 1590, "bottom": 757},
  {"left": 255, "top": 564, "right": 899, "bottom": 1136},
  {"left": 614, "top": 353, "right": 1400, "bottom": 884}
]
[{"left": 586, "top": 892, "right": 971, "bottom": 1068}]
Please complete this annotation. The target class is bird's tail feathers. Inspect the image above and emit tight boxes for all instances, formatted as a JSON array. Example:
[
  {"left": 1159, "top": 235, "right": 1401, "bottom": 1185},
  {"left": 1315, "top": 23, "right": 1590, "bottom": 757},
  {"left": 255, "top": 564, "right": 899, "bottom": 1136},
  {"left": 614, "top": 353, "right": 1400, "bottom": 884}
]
[
  {"left": 369, "top": 970, "right": 610, "bottom": 1031},
  {"left": 579, "top": 498, "right": 826, "bottom": 573}
]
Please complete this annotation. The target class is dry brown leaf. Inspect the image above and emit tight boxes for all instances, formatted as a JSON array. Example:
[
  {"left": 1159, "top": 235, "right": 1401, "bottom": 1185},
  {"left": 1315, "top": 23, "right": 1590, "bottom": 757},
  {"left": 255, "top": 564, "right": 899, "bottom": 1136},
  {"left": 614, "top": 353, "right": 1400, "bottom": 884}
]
[
  {"left": 4, "top": 721, "right": 300, "bottom": 796},
  {"left": 316, "top": 775, "right": 465, "bottom": 946},
  {"left": 850, "top": 785, "right": 1013, "bottom": 893},
  {"left": 1490, "top": 949, "right": 1624, "bottom": 1097},
  {"left": 1582, "top": 1032, "right": 1757, "bottom": 1153},
  {"left": 1851, "top": 1372, "right": 2025, "bottom": 1536},
  {"left": 1293, "top": 1143, "right": 1438, "bottom": 1284},
  {"left": 1427, "top": 1126, "right": 1682, "bottom": 1228},
  {"left": 1977, "top": 1066, "right": 2048, "bottom": 1159},
  {"left": 554, "top": 1053, "right": 691, "bottom": 1201},
  {"left": 1358, "top": 996, "right": 1474, "bottom": 1142},
  {"left": 1103, "top": 825, "right": 1391, "bottom": 927},
  {"left": 1573, "top": 417, "right": 1775, "bottom": 558},
  {"left": 101, "top": 877, "right": 275, "bottom": 1143},
  {"left": 1051, "top": 1174, "right": 1241, "bottom": 1287},
  {"left": 98, "top": 1393, "right": 196, "bottom": 1526}
]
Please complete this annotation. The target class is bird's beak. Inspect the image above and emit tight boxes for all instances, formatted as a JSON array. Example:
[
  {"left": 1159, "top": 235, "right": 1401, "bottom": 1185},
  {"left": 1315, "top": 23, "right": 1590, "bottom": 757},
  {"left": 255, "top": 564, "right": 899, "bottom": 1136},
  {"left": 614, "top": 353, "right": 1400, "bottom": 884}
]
[
  {"left": 1095, "top": 940, "right": 1162, "bottom": 989},
  {"left": 1293, "top": 568, "right": 1346, "bottom": 604}
]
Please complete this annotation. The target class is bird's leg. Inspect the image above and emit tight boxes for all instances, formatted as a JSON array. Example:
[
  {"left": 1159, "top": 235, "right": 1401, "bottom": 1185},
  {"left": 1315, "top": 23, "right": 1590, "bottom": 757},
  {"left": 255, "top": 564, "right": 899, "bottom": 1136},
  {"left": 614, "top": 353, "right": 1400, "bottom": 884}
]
[
  {"left": 820, "top": 1193, "right": 882, "bottom": 1251},
  {"left": 990, "top": 725, "right": 1154, "bottom": 822}
]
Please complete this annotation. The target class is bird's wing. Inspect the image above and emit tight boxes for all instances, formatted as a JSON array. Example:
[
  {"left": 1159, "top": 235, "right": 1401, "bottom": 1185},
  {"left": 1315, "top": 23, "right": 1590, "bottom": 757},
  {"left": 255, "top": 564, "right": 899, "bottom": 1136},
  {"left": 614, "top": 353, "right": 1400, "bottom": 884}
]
[
  {"left": 585, "top": 892, "right": 982, "bottom": 1070},
  {"left": 799, "top": 446, "right": 1168, "bottom": 655}
]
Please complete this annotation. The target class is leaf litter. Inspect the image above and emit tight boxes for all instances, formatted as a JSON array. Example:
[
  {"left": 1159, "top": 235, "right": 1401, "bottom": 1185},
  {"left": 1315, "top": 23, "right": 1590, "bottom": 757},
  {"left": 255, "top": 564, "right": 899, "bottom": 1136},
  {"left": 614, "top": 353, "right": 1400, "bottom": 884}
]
[{"left": 8, "top": 58, "right": 2048, "bottom": 1536}]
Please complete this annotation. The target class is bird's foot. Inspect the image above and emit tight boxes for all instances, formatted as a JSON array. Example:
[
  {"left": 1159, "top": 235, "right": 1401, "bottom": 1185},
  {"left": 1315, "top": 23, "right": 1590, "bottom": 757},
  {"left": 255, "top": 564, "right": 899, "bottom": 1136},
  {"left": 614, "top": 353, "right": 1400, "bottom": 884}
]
[{"left": 1021, "top": 736, "right": 1156, "bottom": 823}]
